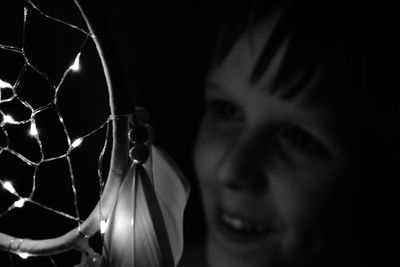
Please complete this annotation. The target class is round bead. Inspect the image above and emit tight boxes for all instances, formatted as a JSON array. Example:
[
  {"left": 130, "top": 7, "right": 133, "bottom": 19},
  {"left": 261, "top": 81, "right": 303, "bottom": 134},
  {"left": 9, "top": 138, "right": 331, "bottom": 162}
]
[
  {"left": 128, "top": 125, "right": 148, "bottom": 144},
  {"left": 129, "top": 144, "right": 150, "bottom": 164}
]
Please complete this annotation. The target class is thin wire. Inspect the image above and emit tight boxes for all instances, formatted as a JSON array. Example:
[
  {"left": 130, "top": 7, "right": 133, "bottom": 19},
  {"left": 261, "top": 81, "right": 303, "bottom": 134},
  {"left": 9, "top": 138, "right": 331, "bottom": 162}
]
[
  {"left": 8, "top": 252, "right": 14, "bottom": 267},
  {"left": 98, "top": 118, "right": 111, "bottom": 243},
  {"left": 49, "top": 256, "right": 58, "bottom": 267},
  {"left": 26, "top": 0, "right": 94, "bottom": 37}
]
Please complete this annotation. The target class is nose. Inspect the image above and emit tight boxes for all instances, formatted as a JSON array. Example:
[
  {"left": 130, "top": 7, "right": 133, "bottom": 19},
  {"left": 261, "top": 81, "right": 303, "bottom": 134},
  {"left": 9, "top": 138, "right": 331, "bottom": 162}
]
[{"left": 216, "top": 132, "right": 268, "bottom": 192}]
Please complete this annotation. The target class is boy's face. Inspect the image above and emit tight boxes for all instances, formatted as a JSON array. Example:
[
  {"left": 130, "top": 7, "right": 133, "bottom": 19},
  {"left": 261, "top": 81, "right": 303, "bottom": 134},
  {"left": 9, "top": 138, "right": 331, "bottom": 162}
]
[{"left": 194, "top": 22, "right": 359, "bottom": 267}]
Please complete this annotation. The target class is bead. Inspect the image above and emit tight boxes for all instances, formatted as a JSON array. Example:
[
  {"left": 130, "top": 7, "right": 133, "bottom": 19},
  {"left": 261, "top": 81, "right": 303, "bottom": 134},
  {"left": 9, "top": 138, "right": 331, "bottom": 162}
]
[
  {"left": 128, "top": 125, "right": 148, "bottom": 144},
  {"left": 129, "top": 144, "right": 149, "bottom": 164}
]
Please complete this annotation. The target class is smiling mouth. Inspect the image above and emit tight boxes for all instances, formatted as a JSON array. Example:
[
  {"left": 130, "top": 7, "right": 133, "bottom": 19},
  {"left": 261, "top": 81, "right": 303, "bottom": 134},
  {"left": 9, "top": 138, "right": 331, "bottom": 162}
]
[{"left": 216, "top": 208, "right": 273, "bottom": 242}]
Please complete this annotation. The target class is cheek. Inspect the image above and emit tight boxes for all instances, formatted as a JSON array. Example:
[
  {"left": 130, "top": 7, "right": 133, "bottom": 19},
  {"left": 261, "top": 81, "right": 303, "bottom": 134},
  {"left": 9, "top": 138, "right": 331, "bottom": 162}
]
[
  {"left": 272, "top": 156, "right": 347, "bottom": 219},
  {"left": 271, "top": 173, "right": 327, "bottom": 225},
  {"left": 193, "top": 120, "right": 232, "bottom": 182},
  {"left": 193, "top": 125, "right": 225, "bottom": 204},
  {"left": 270, "top": 161, "right": 350, "bottom": 259}
]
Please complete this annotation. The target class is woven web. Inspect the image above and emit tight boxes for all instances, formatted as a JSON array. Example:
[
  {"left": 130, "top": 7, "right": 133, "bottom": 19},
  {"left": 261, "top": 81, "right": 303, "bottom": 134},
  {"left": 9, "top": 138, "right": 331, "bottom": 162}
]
[{"left": 1, "top": 0, "right": 110, "bottom": 265}]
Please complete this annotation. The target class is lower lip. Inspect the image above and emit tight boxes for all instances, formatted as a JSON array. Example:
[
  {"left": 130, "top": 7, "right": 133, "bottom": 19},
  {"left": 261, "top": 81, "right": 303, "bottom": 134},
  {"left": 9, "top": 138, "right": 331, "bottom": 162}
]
[{"left": 214, "top": 207, "right": 273, "bottom": 243}]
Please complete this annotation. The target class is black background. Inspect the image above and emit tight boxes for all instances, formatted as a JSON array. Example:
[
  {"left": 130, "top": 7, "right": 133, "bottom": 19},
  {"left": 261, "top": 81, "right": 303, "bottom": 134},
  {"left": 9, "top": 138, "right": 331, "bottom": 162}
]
[{"left": 0, "top": 0, "right": 206, "bottom": 266}]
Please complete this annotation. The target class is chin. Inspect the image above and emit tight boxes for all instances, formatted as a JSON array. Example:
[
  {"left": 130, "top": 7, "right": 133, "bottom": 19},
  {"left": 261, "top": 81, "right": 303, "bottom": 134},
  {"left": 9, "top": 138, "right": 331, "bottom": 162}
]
[
  {"left": 204, "top": 224, "right": 329, "bottom": 267},
  {"left": 205, "top": 234, "right": 282, "bottom": 267}
]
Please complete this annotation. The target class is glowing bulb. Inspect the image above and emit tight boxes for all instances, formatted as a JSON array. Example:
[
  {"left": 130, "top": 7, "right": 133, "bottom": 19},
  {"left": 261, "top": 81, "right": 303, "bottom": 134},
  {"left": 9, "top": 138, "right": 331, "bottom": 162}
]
[
  {"left": 18, "top": 252, "right": 30, "bottom": 259},
  {"left": 100, "top": 219, "right": 107, "bottom": 234},
  {"left": 130, "top": 218, "right": 134, "bottom": 227},
  {"left": 70, "top": 53, "right": 81, "bottom": 71},
  {"left": 71, "top": 138, "right": 83, "bottom": 148},
  {"left": 29, "top": 122, "right": 38, "bottom": 136},
  {"left": 2, "top": 181, "right": 16, "bottom": 194},
  {"left": 0, "top": 78, "right": 12, "bottom": 89},
  {"left": 14, "top": 198, "right": 26, "bottom": 208},
  {"left": 3, "top": 115, "right": 16, "bottom": 124}
]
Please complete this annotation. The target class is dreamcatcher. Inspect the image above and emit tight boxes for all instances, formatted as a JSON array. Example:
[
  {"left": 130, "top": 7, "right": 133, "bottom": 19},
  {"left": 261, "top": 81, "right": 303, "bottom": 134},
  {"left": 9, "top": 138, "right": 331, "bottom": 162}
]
[{"left": 0, "top": 1, "right": 189, "bottom": 266}]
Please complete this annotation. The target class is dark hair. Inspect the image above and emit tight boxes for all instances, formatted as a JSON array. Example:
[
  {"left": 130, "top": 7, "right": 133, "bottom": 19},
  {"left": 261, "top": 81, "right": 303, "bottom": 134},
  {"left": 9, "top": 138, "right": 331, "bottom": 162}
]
[{"left": 208, "top": 1, "right": 397, "bottom": 109}]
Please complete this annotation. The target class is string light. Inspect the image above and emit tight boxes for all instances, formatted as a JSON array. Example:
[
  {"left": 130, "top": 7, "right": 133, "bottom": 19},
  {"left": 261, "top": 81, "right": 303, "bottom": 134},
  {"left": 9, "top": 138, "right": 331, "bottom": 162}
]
[
  {"left": 18, "top": 252, "right": 31, "bottom": 259},
  {"left": 0, "top": 79, "right": 12, "bottom": 89},
  {"left": 1, "top": 1, "right": 111, "bottom": 265},
  {"left": 29, "top": 122, "right": 38, "bottom": 136},
  {"left": 0, "top": 178, "right": 82, "bottom": 221},
  {"left": 13, "top": 199, "right": 26, "bottom": 208},
  {"left": 1, "top": 181, "right": 17, "bottom": 195},
  {"left": 71, "top": 138, "right": 83, "bottom": 148},
  {"left": 2, "top": 115, "right": 17, "bottom": 124},
  {"left": 70, "top": 52, "right": 81, "bottom": 71}
]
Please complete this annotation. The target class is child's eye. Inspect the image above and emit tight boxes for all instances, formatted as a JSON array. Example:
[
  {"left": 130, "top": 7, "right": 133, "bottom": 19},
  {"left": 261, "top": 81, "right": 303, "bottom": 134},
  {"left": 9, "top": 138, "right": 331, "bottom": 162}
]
[
  {"left": 205, "top": 98, "right": 243, "bottom": 122},
  {"left": 279, "top": 126, "right": 328, "bottom": 157}
]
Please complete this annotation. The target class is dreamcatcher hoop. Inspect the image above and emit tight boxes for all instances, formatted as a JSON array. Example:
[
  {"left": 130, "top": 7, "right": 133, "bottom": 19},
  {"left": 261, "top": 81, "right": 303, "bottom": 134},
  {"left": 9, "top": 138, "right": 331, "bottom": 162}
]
[{"left": 0, "top": 1, "right": 189, "bottom": 266}]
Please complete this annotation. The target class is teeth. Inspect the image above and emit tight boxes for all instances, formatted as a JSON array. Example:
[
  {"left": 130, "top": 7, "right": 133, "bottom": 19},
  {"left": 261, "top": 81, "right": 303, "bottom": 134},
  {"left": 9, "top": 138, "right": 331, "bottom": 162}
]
[
  {"left": 221, "top": 212, "right": 265, "bottom": 233},
  {"left": 222, "top": 213, "right": 245, "bottom": 229}
]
